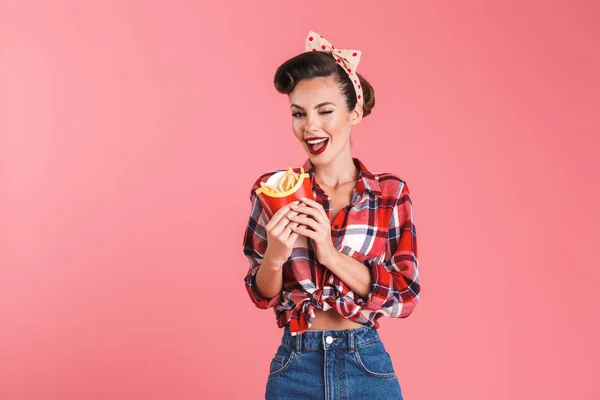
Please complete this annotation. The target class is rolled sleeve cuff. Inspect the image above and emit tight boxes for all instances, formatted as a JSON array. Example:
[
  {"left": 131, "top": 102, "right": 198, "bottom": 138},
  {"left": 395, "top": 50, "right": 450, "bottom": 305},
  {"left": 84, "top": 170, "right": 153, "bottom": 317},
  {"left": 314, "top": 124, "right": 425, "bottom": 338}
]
[
  {"left": 340, "top": 247, "right": 392, "bottom": 311},
  {"left": 244, "top": 265, "right": 283, "bottom": 309}
]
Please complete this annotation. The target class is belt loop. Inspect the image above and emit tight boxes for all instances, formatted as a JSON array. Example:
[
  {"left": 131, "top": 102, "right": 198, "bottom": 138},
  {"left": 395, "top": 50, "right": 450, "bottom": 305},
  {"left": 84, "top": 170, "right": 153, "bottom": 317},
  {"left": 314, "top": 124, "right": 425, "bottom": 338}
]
[
  {"left": 295, "top": 332, "right": 303, "bottom": 354},
  {"left": 348, "top": 329, "right": 355, "bottom": 353}
]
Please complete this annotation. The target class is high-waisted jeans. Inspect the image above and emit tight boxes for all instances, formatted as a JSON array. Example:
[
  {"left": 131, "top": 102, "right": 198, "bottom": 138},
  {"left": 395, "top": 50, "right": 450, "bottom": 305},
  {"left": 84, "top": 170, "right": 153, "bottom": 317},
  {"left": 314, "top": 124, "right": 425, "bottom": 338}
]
[{"left": 265, "top": 325, "right": 403, "bottom": 399}]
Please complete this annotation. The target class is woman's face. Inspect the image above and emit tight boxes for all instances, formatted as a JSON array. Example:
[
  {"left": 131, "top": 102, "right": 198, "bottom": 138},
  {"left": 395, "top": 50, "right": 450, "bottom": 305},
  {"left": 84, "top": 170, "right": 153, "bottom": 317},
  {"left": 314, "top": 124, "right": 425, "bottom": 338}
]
[{"left": 288, "top": 77, "right": 362, "bottom": 166}]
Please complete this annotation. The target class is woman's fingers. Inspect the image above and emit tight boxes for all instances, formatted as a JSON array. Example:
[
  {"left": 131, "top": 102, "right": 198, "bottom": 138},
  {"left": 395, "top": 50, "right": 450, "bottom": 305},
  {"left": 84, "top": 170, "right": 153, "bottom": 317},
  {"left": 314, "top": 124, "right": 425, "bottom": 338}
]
[
  {"left": 299, "top": 197, "right": 328, "bottom": 219},
  {"left": 292, "top": 203, "right": 328, "bottom": 226},
  {"left": 266, "top": 202, "right": 300, "bottom": 231},
  {"left": 289, "top": 213, "right": 321, "bottom": 232},
  {"left": 280, "top": 220, "right": 299, "bottom": 241},
  {"left": 285, "top": 231, "right": 300, "bottom": 246},
  {"left": 271, "top": 210, "right": 298, "bottom": 237},
  {"left": 291, "top": 224, "right": 316, "bottom": 240}
]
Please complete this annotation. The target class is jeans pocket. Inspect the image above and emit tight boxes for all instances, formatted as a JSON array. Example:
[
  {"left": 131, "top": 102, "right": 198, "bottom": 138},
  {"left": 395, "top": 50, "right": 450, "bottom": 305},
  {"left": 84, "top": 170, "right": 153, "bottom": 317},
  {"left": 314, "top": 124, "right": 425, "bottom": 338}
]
[
  {"left": 353, "top": 340, "right": 397, "bottom": 379},
  {"left": 268, "top": 343, "right": 296, "bottom": 378}
]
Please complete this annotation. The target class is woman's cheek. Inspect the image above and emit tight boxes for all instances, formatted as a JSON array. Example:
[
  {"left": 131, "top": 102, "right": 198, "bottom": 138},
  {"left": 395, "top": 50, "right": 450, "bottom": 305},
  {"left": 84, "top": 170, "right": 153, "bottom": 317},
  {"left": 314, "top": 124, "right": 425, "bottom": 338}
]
[{"left": 292, "top": 119, "right": 304, "bottom": 131}]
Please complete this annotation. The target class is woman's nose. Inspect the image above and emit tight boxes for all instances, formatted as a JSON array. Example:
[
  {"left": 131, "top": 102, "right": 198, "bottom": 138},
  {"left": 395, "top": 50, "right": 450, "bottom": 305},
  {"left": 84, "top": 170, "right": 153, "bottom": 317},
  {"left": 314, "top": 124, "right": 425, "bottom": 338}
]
[{"left": 305, "top": 114, "right": 320, "bottom": 132}]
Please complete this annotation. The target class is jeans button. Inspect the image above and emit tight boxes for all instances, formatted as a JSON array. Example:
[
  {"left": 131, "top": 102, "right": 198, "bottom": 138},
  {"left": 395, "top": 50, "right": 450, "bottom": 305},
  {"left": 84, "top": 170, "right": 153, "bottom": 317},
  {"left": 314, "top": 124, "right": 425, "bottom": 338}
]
[{"left": 325, "top": 336, "right": 334, "bottom": 344}]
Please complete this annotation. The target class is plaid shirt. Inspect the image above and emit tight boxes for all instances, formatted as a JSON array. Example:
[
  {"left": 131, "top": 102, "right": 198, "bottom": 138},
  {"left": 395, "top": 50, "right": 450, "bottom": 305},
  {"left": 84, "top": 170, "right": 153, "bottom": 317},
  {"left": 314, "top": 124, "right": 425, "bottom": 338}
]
[{"left": 243, "top": 158, "right": 420, "bottom": 336}]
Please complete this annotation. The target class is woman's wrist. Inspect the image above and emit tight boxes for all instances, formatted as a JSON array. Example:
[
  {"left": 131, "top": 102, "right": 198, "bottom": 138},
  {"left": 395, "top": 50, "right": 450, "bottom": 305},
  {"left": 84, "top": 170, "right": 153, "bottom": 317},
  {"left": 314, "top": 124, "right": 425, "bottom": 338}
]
[
  {"left": 262, "top": 252, "right": 285, "bottom": 271},
  {"left": 319, "top": 248, "right": 341, "bottom": 270}
]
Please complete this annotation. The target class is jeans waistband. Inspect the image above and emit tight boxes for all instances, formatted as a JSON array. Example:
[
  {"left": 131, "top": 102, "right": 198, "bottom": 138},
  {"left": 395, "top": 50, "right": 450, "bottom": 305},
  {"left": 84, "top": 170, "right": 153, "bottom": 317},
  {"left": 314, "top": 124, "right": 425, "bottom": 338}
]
[{"left": 281, "top": 324, "right": 381, "bottom": 353}]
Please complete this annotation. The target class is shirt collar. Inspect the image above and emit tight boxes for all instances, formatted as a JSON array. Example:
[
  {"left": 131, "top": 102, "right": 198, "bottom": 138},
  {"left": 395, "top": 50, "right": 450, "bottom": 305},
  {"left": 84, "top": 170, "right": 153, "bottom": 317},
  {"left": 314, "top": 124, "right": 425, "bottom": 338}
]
[{"left": 301, "top": 157, "right": 382, "bottom": 197}]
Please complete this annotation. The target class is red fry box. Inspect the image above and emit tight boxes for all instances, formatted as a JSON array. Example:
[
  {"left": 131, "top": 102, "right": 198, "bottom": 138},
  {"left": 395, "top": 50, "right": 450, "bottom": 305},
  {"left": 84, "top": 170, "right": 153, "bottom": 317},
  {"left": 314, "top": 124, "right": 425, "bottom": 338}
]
[{"left": 255, "top": 170, "right": 313, "bottom": 218}]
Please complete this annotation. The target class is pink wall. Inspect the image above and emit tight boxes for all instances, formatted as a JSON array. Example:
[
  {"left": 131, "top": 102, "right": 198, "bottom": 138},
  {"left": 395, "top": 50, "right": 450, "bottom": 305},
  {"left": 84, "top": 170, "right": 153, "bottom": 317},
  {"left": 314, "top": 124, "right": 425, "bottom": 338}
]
[{"left": 1, "top": 1, "right": 598, "bottom": 399}]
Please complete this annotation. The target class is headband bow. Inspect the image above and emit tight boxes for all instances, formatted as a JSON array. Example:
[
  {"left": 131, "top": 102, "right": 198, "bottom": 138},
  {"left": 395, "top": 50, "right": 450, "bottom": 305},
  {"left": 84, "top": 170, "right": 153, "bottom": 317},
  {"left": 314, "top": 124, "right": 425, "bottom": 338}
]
[{"left": 304, "top": 30, "right": 363, "bottom": 106}]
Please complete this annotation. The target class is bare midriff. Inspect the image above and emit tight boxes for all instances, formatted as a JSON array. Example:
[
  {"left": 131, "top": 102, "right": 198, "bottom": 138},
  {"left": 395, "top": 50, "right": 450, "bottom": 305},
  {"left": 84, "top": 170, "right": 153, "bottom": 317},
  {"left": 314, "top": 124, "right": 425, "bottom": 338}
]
[{"left": 308, "top": 308, "right": 365, "bottom": 331}]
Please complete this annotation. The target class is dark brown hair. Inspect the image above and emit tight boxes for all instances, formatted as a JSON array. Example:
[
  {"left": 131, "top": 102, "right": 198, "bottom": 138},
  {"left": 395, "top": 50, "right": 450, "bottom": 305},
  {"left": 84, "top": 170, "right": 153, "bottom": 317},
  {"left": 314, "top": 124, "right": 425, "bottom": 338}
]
[{"left": 273, "top": 52, "right": 375, "bottom": 118}]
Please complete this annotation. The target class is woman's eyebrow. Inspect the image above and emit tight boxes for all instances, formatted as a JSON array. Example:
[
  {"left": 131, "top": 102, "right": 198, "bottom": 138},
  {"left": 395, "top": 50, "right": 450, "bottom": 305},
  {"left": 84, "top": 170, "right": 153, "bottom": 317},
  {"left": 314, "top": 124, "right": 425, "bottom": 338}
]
[{"left": 291, "top": 102, "right": 336, "bottom": 110}]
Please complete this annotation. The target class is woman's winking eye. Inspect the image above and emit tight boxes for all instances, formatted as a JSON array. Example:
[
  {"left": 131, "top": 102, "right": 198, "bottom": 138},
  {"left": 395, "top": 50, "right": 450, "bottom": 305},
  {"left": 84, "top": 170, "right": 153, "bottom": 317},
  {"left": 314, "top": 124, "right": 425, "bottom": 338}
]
[{"left": 292, "top": 110, "right": 334, "bottom": 118}]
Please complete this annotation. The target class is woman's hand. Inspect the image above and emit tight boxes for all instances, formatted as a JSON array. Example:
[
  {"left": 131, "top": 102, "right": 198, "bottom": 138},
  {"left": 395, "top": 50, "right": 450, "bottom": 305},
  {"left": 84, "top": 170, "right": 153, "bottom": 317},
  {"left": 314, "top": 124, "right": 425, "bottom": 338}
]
[
  {"left": 289, "top": 197, "right": 338, "bottom": 267},
  {"left": 263, "top": 202, "right": 301, "bottom": 268}
]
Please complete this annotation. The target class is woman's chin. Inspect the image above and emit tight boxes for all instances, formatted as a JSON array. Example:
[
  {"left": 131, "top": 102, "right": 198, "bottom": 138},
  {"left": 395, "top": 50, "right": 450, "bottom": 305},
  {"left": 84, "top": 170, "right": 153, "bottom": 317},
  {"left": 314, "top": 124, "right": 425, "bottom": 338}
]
[{"left": 307, "top": 154, "right": 331, "bottom": 165}]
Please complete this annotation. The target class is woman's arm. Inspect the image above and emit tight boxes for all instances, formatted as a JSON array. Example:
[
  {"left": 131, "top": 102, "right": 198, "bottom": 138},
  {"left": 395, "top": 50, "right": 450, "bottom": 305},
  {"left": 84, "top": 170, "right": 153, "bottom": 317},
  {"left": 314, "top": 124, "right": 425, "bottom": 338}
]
[
  {"left": 253, "top": 255, "right": 285, "bottom": 300},
  {"left": 243, "top": 178, "right": 300, "bottom": 308},
  {"left": 243, "top": 185, "right": 284, "bottom": 308},
  {"left": 342, "top": 181, "right": 421, "bottom": 317},
  {"left": 293, "top": 180, "right": 420, "bottom": 317}
]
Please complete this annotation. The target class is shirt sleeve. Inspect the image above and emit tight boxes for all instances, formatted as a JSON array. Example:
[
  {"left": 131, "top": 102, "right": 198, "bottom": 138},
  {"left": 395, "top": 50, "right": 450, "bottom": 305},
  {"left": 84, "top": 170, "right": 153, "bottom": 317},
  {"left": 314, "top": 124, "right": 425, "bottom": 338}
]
[
  {"left": 242, "top": 178, "right": 283, "bottom": 309},
  {"left": 345, "top": 181, "right": 420, "bottom": 318}
]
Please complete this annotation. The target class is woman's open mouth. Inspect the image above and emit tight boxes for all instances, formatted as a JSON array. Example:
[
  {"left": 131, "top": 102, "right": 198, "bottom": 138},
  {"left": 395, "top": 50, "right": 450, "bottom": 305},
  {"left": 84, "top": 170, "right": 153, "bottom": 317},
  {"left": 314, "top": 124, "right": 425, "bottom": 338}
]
[{"left": 306, "top": 137, "right": 329, "bottom": 155}]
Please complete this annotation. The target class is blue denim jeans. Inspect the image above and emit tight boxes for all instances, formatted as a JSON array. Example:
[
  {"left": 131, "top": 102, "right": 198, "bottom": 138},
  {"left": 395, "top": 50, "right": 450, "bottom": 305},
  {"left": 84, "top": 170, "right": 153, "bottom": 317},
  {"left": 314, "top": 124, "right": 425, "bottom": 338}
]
[{"left": 265, "top": 325, "right": 403, "bottom": 399}]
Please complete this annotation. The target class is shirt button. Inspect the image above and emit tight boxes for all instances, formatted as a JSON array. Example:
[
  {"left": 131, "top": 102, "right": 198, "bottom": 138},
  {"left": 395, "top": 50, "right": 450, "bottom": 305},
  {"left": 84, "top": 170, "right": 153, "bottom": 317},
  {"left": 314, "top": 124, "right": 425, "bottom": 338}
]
[
  {"left": 325, "top": 336, "right": 334, "bottom": 344},
  {"left": 334, "top": 225, "right": 339, "bottom": 229}
]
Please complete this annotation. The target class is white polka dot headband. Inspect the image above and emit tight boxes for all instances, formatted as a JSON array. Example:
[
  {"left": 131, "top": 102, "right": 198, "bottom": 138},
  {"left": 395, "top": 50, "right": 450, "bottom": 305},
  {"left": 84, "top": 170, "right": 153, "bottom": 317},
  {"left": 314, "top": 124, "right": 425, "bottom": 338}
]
[{"left": 304, "top": 30, "right": 364, "bottom": 107}]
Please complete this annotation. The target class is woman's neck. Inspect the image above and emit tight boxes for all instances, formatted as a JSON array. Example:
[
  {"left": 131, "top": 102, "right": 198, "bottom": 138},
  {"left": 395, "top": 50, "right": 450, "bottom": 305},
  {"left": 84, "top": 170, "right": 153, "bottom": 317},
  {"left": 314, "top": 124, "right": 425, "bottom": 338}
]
[{"left": 313, "top": 151, "right": 359, "bottom": 189}]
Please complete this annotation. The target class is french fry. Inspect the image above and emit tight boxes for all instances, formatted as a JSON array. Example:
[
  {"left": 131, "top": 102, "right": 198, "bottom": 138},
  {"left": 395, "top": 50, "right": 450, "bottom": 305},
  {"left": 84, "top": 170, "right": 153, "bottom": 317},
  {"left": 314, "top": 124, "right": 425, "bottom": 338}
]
[
  {"left": 286, "top": 168, "right": 296, "bottom": 190},
  {"left": 255, "top": 166, "right": 312, "bottom": 218},
  {"left": 261, "top": 168, "right": 303, "bottom": 194},
  {"left": 260, "top": 181, "right": 278, "bottom": 194},
  {"left": 283, "top": 169, "right": 295, "bottom": 191},
  {"left": 276, "top": 173, "right": 287, "bottom": 192}
]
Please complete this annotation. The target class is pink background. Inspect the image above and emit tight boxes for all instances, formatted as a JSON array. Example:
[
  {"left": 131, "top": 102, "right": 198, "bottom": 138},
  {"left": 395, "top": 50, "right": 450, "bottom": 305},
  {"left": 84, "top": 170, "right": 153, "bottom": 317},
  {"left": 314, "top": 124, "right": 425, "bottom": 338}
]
[{"left": 1, "top": 1, "right": 598, "bottom": 399}]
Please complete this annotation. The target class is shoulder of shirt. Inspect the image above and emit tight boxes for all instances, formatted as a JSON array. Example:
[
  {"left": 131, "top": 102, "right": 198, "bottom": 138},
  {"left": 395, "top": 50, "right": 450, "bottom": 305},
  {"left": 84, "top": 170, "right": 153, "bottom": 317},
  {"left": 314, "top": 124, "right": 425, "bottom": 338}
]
[{"left": 371, "top": 172, "right": 410, "bottom": 199}]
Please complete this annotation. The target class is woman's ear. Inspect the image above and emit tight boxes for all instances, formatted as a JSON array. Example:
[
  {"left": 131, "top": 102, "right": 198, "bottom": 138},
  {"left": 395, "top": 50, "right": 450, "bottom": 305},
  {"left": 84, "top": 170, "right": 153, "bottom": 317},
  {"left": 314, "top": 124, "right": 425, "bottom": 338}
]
[{"left": 350, "top": 104, "right": 363, "bottom": 126}]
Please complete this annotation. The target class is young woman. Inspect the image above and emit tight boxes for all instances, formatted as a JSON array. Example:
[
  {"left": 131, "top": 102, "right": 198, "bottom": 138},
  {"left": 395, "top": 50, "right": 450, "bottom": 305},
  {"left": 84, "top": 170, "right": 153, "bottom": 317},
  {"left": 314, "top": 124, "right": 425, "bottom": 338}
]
[{"left": 243, "top": 31, "right": 420, "bottom": 399}]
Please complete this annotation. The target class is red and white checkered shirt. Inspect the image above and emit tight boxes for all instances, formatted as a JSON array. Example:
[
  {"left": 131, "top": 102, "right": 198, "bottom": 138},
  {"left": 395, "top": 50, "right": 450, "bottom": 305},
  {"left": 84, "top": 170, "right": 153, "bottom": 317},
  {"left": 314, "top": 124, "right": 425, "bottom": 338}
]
[{"left": 243, "top": 158, "right": 420, "bottom": 336}]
